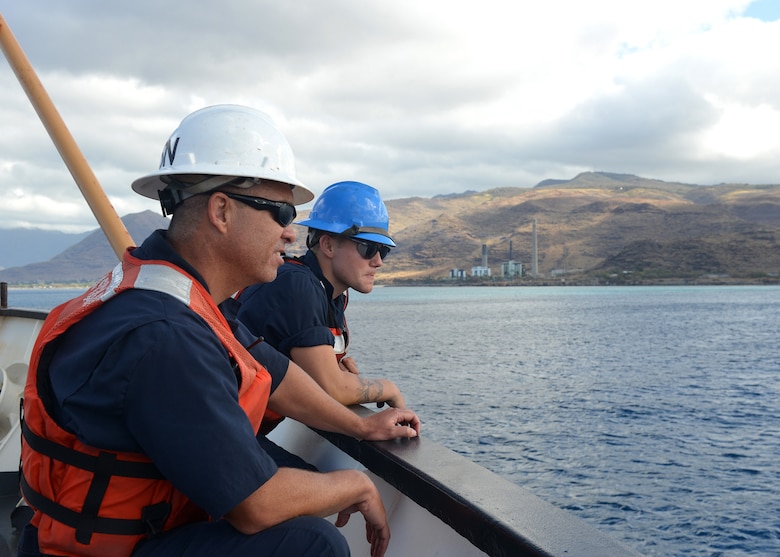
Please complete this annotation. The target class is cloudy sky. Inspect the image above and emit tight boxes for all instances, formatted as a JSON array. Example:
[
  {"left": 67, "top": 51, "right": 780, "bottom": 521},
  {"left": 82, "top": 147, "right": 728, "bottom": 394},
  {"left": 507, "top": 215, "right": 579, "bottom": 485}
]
[{"left": 2, "top": 0, "right": 780, "bottom": 233}]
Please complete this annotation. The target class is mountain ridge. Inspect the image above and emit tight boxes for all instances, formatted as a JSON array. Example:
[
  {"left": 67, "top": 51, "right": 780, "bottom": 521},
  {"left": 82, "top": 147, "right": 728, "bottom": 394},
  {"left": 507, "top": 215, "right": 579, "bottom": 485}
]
[
  {"left": 0, "top": 229, "right": 90, "bottom": 269},
  {"left": 0, "top": 211, "right": 170, "bottom": 284},
  {"left": 1, "top": 172, "right": 779, "bottom": 286}
]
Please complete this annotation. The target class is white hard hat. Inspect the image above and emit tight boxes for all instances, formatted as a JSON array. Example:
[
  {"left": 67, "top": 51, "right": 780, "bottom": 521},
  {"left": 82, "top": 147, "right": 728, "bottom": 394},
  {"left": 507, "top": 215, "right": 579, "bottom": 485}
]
[{"left": 131, "top": 104, "right": 314, "bottom": 207}]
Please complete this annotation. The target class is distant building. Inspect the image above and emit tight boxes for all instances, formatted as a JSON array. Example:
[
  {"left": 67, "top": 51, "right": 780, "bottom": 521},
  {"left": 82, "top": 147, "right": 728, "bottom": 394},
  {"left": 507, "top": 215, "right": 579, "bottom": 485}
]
[
  {"left": 551, "top": 268, "right": 582, "bottom": 277},
  {"left": 501, "top": 260, "right": 523, "bottom": 277},
  {"left": 449, "top": 268, "right": 466, "bottom": 279}
]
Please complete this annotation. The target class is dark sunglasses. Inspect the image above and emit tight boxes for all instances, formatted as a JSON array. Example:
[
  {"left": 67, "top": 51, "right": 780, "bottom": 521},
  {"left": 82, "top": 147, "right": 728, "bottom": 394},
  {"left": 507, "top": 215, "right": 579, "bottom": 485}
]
[
  {"left": 350, "top": 238, "right": 391, "bottom": 260},
  {"left": 221, "top": 192, "right": 297, "bottom": 227}
]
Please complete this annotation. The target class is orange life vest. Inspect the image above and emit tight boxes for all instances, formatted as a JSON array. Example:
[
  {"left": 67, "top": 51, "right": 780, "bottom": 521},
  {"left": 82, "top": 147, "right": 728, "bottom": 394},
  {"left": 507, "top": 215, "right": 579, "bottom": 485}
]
[{"left": 21, "top": 249, "right": 272, "bottom": 557}]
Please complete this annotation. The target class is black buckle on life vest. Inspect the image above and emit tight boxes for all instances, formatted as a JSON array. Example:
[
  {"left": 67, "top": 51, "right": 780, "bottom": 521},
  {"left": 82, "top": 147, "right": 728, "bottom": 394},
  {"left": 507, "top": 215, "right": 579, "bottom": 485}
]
[{"left": 141, "top": 502, "right": 173, "bottom": 538}]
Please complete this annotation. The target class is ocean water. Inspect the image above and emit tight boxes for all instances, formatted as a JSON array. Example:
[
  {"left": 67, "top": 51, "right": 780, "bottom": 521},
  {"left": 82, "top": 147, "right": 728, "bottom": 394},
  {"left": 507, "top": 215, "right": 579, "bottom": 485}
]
[
  {"left": 345, "top": 285, "right": 780, "bottom": 557},
  {"left": 7, "top": 285, "right": 780, "bottom": 556},
  {"left": 4, "top": 288, "right": 88, "bottom": 311}
]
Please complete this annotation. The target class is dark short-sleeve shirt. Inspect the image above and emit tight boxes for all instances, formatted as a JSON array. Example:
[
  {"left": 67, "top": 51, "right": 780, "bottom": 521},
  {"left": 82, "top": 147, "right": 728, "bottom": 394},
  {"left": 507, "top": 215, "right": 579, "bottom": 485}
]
[
  {"left": 238, "top": 250, "right": 346, "bottom": 357},
  {"left": 47, "top": 230, "right": 287, "bottom": 519}
]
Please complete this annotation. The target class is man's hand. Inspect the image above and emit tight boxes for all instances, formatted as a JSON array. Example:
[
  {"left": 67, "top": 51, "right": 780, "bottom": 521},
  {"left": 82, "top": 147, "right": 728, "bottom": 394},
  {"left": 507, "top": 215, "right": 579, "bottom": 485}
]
[
  {"left": 359, "top": 407, "right": 421, "bottom": 441},
  {"left": 228, "top": 468, "right": 391, "bottom": 557},
  {"left": 339, "top": 356, "right": 360, "bottom": 375},
  {"left": 378, "top": 381, "right": 405, "bottom": 409},
  {"left": 270, "top": 362, "right": 420, "bottom": 442},
  {"left": 334, "top": 481, "right": 390, "bottom": 557}
]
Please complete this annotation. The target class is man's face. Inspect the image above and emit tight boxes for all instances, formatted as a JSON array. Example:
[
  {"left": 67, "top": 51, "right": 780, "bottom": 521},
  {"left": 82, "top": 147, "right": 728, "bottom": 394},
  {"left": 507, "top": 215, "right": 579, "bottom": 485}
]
[
  {"left": 331, "top": 236, "right": 385, "bottom": 294},
  {"left": 228, "top": 181, "right": 297, "bottom": 285}
]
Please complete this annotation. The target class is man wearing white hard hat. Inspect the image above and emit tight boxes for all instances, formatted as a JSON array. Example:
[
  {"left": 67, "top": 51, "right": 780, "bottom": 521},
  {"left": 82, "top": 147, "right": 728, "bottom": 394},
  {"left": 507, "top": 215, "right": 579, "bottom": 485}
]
[{"left": 18, "top": 105, "right": 420, "bottom": 557}]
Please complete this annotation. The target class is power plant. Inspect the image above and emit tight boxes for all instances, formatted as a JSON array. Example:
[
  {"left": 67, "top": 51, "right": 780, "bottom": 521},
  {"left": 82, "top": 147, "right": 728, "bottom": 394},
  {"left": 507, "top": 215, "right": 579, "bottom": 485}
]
[{"left": 449, "top": 220, "right": 539, "bottom": 280}]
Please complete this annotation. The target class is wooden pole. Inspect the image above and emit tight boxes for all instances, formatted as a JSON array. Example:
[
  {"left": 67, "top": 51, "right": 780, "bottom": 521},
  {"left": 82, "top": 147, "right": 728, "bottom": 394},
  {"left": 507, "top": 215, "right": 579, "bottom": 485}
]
[{"left": 0, "top": 11, "right": 134, "bottom": 259}]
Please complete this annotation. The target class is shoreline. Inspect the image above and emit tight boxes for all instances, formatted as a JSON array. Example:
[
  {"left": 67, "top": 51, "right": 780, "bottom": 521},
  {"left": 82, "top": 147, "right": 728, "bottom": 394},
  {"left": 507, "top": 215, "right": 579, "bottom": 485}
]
[{"left": 4, "top": 278, "right": 780, "bottom": 289}]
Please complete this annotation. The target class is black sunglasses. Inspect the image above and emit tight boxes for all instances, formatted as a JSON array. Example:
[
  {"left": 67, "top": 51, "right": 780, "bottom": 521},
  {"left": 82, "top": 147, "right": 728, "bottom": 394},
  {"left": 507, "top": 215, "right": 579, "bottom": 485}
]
[
  {"left": 350, "top": 238, "right": 391, "bottom": 260},
  {"left": 221, "top": 192, "right": 297, "bottom": 227}
]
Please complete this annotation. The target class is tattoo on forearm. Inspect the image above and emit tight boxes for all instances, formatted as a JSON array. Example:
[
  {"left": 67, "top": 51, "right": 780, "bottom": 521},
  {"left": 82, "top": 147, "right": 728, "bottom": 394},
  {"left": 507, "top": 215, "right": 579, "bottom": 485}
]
[{"left": 357, "top": 377, "right": 384, "bottom": 403}]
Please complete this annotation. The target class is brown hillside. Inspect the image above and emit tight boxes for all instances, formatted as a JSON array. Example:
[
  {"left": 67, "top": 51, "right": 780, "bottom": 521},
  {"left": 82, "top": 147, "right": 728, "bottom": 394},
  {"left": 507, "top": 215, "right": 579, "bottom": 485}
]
[
  {"left": 377, "top": 172, "right": 780, "bottom": 283},
  {"left": 2, "top": 172, "right": 779, "bottom": 285}
]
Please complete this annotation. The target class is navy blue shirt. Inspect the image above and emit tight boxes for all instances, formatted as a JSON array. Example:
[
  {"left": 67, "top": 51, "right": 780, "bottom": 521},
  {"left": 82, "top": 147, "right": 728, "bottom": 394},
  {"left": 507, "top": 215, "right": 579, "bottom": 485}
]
[
  {"left": 48, "top": 230, "right": 287, "bottom": 519},
  {"left": 238, "top": 250, "right": 347, "bottom": 357}
]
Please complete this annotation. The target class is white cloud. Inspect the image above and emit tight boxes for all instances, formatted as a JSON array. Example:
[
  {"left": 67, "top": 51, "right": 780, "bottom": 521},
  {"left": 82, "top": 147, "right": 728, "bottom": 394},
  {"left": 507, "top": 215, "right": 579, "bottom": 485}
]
[
  {"left": 1, "top": 0, "right": 778, "bottom": 232},
  {"left": 700, "top": 97, "right": 780, "bottom": 159}
]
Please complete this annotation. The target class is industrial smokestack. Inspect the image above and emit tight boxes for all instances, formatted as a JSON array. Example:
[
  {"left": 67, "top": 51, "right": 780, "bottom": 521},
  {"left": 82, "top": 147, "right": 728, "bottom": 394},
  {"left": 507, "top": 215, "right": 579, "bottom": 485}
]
[
  {"left": 532, "top": 219, "right": 538, "bottom": 277},
  {"left": 481, "top": 244, "right": 488, "bottom": 268},
  {"left": 509, "top": 240, "right": 513, "bottom": 261}
]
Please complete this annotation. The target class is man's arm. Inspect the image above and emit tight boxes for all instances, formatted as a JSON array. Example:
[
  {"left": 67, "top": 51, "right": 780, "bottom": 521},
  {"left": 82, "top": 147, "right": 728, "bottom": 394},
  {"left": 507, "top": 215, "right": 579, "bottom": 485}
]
[
  {"left": 226, "top": 467, "right": 390, "bottom": 557},
  {"left": 242, "top": 362, "right": 419, "bottom": 557},
  {"left": 267, "top": 361, "right": 420, "bottom": 441},
  {"left": 291, "top": 344, "right": 405, "bottom": 408}
]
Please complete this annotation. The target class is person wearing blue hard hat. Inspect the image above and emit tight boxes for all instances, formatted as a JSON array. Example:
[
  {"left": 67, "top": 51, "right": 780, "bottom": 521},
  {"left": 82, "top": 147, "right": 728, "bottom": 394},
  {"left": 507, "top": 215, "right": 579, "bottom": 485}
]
[{"left": 238, "top": 181, "right": 404, "bottom": 434}]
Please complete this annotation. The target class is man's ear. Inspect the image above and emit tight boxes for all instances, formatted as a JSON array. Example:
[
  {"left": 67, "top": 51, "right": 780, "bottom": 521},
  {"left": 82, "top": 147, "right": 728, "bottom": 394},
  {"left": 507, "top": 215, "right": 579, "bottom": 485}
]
[
  {"left": 207, "top": 192, "right": 231, "bottom": 233},
  {"left": 319, "top": 233, "right": 336, "bottom": 257}
]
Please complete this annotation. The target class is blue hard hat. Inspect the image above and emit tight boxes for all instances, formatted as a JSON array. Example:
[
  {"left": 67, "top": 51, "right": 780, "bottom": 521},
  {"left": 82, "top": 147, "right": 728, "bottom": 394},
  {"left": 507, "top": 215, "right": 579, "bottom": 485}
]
[{"left": 297, "top": 181, "right": 395, "bottom": 246}]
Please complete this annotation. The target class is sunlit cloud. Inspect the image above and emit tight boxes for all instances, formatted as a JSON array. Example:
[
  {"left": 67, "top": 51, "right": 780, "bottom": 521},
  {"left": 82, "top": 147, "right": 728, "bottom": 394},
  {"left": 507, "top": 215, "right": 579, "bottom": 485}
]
[{"left": 1, "top": 0, "right": 778, "bottom": 231}]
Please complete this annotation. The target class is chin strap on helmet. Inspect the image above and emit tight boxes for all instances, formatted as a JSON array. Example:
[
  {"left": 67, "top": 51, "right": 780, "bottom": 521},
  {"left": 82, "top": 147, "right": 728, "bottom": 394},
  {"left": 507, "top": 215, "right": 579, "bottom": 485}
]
[
  {"left": 339, "top": 224, "right": 393, "bottom": 239},
  {"left": 157, "top": 176, "right": 250, "bottom": 216},
  {"left": 158, "top": 188, "right": 184, "bottom": 217}
]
